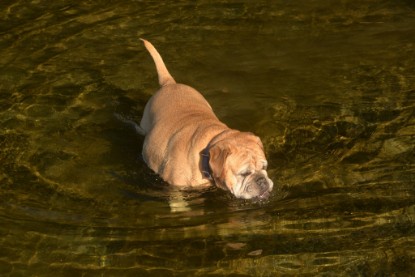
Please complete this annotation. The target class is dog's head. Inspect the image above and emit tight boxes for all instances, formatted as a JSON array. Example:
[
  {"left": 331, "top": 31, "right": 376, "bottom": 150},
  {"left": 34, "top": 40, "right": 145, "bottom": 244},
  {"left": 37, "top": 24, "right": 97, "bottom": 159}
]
[{"left": 207, "top": 132, "right": 273, "bottom": 199}]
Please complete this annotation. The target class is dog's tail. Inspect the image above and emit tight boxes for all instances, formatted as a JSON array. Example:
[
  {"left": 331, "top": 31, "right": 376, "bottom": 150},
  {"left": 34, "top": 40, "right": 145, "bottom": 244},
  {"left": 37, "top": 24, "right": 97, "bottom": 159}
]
[{"left": 140, "top": 38, "right": 176, "bottom": 86}]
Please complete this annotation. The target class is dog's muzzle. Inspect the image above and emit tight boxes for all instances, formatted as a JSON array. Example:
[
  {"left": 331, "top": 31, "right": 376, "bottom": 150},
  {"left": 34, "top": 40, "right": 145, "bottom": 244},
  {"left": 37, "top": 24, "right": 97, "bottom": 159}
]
[{"left": 245, "top": 174, "right": 272, "bottom": 200}]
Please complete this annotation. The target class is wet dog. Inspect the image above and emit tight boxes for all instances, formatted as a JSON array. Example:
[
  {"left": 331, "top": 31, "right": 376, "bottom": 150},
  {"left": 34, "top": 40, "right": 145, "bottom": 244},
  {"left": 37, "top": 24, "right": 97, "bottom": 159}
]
[{"left": 138, "top": 39, "right": 273, "bottom": 199}]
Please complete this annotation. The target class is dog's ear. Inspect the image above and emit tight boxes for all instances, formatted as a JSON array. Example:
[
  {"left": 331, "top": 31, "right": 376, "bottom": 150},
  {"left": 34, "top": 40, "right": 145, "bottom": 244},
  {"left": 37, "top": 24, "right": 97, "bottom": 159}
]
[{"left": 208, "top": 143, "right": 231, "bottom": 186}]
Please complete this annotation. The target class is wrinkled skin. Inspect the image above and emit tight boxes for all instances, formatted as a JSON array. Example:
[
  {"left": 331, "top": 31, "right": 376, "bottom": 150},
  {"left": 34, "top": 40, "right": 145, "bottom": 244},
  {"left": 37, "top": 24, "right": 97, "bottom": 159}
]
[{"left": 208, "top": 132, "right": 273, "bottom": 199}]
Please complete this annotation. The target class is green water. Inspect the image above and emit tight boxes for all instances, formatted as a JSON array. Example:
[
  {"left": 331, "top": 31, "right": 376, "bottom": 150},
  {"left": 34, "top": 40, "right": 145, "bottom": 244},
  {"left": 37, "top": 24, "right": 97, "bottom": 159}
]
[{"left": 1, "top": 1, "right": 414, "bottom": 276}]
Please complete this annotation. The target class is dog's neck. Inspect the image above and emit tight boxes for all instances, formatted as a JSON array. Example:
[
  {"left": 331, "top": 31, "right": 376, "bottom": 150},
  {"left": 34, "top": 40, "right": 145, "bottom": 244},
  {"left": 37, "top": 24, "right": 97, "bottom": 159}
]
[
  {"left": 200, "top": 129, "right": 235, "bottom": 181},
  {"left": 201, "top": 146, "right": 213, "bottom": 180}
]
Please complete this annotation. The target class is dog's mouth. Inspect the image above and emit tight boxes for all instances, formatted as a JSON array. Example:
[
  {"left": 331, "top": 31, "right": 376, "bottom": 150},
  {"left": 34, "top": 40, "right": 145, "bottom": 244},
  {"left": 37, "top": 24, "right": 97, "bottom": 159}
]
[{"left": 259, "top": 189, "right": 271, "bottom": 200}]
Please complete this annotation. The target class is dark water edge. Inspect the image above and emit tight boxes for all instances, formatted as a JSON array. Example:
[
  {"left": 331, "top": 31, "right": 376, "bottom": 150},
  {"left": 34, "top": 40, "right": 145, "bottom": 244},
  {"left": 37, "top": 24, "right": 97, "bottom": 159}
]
[{"left": 1, "top": 0, "right": 415, "bottom": 276}]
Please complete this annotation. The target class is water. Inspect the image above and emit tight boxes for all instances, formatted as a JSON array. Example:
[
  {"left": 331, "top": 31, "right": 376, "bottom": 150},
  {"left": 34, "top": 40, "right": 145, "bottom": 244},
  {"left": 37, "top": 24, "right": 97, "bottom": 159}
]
[{"left": 1, "top": 1, "right": 414, "bottom": 276}]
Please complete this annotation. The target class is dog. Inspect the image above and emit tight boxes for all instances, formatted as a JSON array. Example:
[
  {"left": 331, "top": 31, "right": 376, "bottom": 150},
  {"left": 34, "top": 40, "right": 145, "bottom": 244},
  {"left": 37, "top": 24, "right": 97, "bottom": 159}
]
[{"left": 137, "top": 39, "right": 273, "bottom": 199}]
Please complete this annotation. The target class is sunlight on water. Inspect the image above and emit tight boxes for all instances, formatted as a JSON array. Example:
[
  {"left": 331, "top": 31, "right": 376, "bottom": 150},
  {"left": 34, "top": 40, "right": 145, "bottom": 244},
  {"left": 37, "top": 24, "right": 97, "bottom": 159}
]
[{"left": 1, "top": 0, "right": 414, "bottom": 276}]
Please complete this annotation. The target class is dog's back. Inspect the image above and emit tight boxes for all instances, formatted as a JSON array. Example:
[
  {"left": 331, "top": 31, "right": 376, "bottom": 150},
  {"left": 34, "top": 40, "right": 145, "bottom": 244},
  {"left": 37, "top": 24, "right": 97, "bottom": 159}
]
[{"left": 139, "top": 39, "right": 215, "bottom": 135}]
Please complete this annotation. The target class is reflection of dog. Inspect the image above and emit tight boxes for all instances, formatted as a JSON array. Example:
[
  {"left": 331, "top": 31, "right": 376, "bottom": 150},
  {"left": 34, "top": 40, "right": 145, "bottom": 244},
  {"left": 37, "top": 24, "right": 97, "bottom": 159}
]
[{"left": 138, "top": 39, "right": 273, "bottom": 199}]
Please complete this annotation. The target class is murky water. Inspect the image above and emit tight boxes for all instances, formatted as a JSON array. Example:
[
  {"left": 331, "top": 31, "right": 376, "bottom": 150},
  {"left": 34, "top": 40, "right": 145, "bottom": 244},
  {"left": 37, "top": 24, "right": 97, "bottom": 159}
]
[{"left": 1, "top": 1, "right": 415, "bottom": 276}]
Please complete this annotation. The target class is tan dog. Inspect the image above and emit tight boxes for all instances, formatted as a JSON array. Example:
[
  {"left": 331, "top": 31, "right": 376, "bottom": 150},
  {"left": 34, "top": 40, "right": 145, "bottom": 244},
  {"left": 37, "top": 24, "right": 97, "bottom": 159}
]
[{"left": 138, "top": 39, "right": 273, "bottom": 199}]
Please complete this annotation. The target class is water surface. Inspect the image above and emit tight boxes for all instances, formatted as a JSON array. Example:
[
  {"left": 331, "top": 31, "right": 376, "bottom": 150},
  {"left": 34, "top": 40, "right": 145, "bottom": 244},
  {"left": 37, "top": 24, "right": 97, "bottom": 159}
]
[{"left": 1, "top": 1, "right": 415, "bottom": 276}]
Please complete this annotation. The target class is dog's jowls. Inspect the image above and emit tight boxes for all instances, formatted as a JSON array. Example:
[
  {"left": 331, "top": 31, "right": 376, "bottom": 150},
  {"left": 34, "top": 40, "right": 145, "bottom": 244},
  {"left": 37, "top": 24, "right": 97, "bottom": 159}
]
[{"left": 138, "top": 39, "right": 273, "bottom": 199}]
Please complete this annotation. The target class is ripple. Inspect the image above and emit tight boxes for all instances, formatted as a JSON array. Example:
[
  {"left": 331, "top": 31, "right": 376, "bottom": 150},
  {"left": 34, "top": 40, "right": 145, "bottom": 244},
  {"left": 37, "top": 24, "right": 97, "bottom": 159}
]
[{"left": 1, "top": 0, "right": 415, "bottom": 276}]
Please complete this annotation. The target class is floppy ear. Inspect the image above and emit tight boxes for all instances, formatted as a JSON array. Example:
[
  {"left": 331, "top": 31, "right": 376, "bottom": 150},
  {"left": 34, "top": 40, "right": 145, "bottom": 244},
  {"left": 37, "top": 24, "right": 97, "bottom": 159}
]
[{"left": 208, "top": 144, "right": 231, "bottom": 186}]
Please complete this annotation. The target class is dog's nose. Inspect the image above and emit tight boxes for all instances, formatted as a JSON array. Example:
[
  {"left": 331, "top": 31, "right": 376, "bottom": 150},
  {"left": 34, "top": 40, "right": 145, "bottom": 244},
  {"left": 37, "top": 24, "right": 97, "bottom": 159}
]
[
  {"left": 256, "top": 176, "right": 268, "bottom": 189},
  {"left": 254, "top": 176, "right": 270, "bottom": 199}
]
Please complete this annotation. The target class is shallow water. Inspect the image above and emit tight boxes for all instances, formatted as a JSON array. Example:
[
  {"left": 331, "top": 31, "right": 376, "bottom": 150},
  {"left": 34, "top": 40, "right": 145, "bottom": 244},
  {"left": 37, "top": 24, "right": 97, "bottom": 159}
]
[{"left": 1, "top": 1, "right": 415, "bottom": 276}]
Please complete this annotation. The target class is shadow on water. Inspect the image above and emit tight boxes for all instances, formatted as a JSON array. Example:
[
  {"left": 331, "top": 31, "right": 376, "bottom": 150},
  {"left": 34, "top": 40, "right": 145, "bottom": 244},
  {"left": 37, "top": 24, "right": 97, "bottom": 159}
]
[{"left": 1, "top": 0, "right": 415, "bottom": 276}]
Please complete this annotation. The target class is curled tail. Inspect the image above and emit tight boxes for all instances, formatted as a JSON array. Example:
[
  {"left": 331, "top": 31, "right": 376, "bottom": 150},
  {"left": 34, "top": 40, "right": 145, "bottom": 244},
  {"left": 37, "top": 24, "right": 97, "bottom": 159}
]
[{"left": 140, "top": 38, "right": 176, "bottom": 86}]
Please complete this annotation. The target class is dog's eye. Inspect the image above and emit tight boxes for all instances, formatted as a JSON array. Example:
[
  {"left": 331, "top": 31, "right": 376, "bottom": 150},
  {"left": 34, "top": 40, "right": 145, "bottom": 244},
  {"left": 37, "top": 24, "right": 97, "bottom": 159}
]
[{"left": 240, "top": 171, "right": 252, "bottom": 177}]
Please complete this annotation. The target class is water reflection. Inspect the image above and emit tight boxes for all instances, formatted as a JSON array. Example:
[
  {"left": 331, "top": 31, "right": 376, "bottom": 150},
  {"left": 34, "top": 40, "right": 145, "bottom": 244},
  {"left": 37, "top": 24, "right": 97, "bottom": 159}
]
[{"left": 1, "top": 0, "right": 415, "bottom": 276}]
